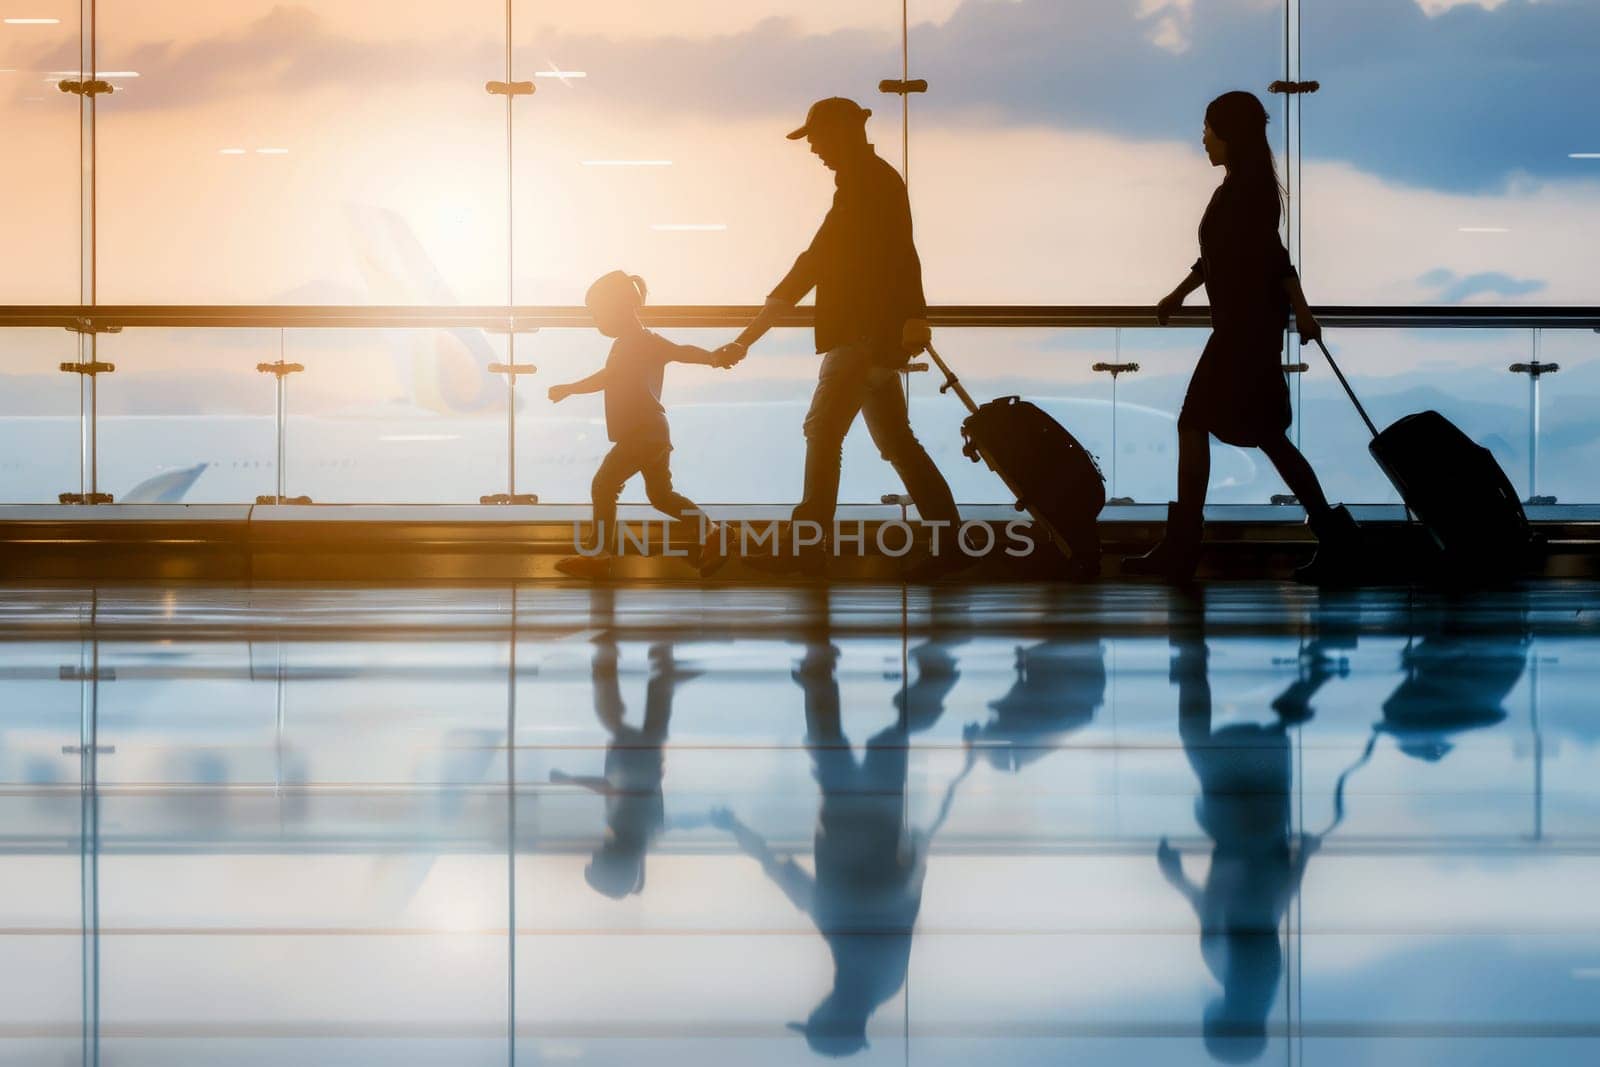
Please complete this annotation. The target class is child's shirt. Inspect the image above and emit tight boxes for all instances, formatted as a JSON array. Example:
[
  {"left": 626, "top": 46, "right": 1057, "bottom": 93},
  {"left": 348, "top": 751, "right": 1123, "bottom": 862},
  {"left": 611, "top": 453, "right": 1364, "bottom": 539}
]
[{"left": 603, "top": 329, "right": 704, "bottom": 445}]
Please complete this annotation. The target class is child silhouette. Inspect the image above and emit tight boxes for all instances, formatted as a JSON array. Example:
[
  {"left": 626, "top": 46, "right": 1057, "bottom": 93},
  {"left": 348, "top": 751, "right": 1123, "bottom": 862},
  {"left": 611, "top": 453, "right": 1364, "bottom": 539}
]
[{"left": 549, "top": 270, "right": 738, "bottom": 579}]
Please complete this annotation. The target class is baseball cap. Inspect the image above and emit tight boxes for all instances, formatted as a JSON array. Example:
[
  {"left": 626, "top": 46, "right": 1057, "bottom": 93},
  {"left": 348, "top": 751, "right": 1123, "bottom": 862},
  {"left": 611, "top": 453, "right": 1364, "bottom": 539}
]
[{"left": 787, "top": 97, "right": 872, "bottom": 140}]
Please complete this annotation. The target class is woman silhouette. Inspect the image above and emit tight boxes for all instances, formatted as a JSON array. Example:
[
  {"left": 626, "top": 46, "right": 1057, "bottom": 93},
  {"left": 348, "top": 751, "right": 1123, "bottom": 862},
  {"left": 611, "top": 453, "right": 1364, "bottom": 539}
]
[{"left": 1126, "top": 91, "right": 1360, "bottom": 583}]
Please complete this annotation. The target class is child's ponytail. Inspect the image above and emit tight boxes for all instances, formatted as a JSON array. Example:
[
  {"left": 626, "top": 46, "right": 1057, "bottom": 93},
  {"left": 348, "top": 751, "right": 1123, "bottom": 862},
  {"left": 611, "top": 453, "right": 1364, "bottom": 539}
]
[{"left": 585, "top": 270, "right": 649, "bottom": 314}]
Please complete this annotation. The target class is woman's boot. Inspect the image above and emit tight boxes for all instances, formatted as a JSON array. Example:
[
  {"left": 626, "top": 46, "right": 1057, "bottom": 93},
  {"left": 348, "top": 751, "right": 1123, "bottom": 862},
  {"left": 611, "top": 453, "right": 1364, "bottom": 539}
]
[
  {"left": 1122, "top": 499, "right": 1204, "bottom": 582},
  {"left": 1295, "top": 504, "right": 1363, "bottom": 585}
]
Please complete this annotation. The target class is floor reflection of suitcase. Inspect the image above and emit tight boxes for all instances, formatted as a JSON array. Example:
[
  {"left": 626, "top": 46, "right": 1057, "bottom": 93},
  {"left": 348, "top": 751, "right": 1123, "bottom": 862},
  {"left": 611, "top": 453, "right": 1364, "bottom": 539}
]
[
  {"left": 1313, "top": 337, "right": 1537, "bottom": 579},
  {"left": 923, "top": 344, "right": 1106, "bottom": 578}
]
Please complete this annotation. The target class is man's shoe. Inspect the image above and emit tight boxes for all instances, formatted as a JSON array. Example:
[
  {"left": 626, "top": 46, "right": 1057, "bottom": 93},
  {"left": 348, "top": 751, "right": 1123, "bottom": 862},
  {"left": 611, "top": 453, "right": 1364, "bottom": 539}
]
[
  {"left": 555, "top": 554, "right": 613, "bottom": 580},
  {"left": 697, "top": 522, "right": 731, "bottom": 578}
]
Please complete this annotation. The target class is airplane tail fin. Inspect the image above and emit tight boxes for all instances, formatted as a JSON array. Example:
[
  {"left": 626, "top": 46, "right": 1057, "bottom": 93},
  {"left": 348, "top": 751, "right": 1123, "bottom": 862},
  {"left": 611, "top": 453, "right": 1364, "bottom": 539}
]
[{"left": 345, "top": 204, "right": 505, "bottom": 415}]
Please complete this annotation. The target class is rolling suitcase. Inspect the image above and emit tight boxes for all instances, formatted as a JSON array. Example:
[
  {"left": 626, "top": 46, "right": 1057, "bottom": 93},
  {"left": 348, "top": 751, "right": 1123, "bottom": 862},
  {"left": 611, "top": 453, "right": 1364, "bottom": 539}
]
[
  {"left": 1313, "top": 337, "right": 1537, "bottom": 578},
  {"left": 922, "top": 343, "right": 1106, "bottom": 578}
]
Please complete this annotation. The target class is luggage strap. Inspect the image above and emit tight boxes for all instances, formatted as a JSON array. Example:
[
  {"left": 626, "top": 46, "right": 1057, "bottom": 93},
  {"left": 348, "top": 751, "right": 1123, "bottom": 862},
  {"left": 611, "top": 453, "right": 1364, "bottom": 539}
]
[
  {"left": 922, "top": 342, "right": 980, "bottom": 416},
  {"left": 1313, "top": 337, "right": 1381, "bottom": 441}
]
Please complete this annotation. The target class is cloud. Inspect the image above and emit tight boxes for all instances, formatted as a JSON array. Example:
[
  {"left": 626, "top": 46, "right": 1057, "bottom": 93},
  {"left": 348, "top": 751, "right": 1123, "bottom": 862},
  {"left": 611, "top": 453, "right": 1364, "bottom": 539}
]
[
  {"left": 1415, "top": 0, "right": 1511, "bottom": 14},
  {"left": 1137, "top": 0, "right": 1197, "bottom": 54},
  {"left": 1415, "top": 268, "right": 1547, "bottom": 303},
  {"left": 10, "top": 5, "right": 497, "bottom": 110},
  {"left": 18, "top": 1, "right": 1597, "bottom": 195}
]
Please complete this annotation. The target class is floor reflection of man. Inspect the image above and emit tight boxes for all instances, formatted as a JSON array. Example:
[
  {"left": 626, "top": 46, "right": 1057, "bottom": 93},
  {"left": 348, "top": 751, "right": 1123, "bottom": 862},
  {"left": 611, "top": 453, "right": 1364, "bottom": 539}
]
[
  {"left": 553, "top": 639, "right": 697, "bottom": 899},
  {"left": 712, "top": 630, "right": 970, "bottom": 1058},
  {"left": 1156, "top": 621, "right": 1319, "bottom": 1064}
]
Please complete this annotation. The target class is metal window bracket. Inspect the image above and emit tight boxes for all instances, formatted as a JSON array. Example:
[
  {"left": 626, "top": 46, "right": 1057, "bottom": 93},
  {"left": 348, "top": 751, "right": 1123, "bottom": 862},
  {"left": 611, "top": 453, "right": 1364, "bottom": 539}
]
[
  {"left": 58, "top": 492, "right": 113, "bottom": 505},
  {"left": 1283, "top": 362, "right": 1310, "bottom": 374},
  {"left": 487, "top": 362, "right": 538, "bottom": 376},
  {"left": 256, "top": 361, "right": 305, "bottom": 377},
  {"left": 256, "top": 495, "right": 313, "bottom": 505},
  {"left": 65, "top": 320, "right": 121, "bottom": 336},
  {"left": 59, "top": 361, "right": 114, "bottom": 376},
  {"left": 1269, "top": 80, "right": 1320, "bottom": 95},
  {"left": 486, "top": 81, "right": 536, "bottom": 97},
  {"left": 480, "top": 493, "right": 539, "bottom": 505},
  {"left": 58, "top": 78, "right": 114, "bottom": 97},
  {"left": 879, "top": 79, "right": 928, "bottom": 95}
]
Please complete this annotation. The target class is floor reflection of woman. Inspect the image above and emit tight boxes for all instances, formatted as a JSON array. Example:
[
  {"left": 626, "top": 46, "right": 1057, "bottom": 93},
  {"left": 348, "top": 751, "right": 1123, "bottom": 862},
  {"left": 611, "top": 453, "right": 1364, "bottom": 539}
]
[
  {"left": 1157, "top": 632, "right": 1318, "bottom": 1064},
  {"left": 1126, "top": 90, "right": 1360, "bottom": 584}
]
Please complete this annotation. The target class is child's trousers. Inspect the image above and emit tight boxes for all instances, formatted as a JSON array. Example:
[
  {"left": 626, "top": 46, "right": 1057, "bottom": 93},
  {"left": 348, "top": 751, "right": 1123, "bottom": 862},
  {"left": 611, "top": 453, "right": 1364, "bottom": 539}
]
[{"left": 589, "top": 439, "right": 701, "bottom": 553}]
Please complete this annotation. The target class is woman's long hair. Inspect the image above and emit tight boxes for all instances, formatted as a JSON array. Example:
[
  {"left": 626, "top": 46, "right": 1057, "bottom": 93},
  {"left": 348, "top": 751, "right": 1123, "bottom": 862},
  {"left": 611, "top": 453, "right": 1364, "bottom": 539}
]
[{"left": 1205, "top": 91, "right": 1284, "bottom": 219}]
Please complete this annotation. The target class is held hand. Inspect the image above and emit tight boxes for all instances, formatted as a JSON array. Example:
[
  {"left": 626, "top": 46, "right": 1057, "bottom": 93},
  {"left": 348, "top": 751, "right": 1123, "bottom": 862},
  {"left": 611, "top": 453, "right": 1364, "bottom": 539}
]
[
  {"left": 901, "top": 317, "right": 933, "bottom": 356},
  {"left": 1155, "top": 293, "right": 1183, "bottom": 327},
  {"left": 547, "top": 384, "right": 570, "bottom": 403},
  {"left": 712, "top": 342, "right": 747, "bottom": 369},
  {"left": 1295, "top": 309, "right": 1323, "bottom": 345}
]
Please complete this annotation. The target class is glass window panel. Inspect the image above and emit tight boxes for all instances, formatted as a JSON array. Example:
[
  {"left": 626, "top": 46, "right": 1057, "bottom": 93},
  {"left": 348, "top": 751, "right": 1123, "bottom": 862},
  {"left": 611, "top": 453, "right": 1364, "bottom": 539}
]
[
  {"left": 284, "top": 327, "right": 509, "bottom": 503},
  {"left": 909, "top": 1, "right": 1284, "bottom": 303},
  {"left": 0, "top": 2, "right": 80, "bottom": 303},
  {"left": 1301, "top": 0, "right": 1600, "bottom": 304},
  {"left": 511, "top": 1, "right": 904, "bottom": 305},
  {"left": 94, "top": 328, "right": 277, "bottom": 504},
  {"left": 0, "top": 329, "right": 84, "bottom": 502},
  {"left": 96, "top": 1, "right": 508, "bottom": 304}
]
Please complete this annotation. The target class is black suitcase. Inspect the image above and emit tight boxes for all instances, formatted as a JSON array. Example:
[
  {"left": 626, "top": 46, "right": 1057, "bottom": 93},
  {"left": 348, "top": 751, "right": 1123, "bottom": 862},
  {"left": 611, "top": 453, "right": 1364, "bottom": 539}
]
[
  {"left": 923, "top": 344, "right": 1106, "bottom": 577},
  {"left": 1313, "top": 338, "right": 1537, "bottom": 578}
]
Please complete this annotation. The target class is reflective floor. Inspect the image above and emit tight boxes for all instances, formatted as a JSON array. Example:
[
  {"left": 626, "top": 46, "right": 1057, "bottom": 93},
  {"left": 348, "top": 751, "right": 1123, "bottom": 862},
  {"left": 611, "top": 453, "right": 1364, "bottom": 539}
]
[{"left": 4, "top": 582, "right": 1600, "bottom": 1065}]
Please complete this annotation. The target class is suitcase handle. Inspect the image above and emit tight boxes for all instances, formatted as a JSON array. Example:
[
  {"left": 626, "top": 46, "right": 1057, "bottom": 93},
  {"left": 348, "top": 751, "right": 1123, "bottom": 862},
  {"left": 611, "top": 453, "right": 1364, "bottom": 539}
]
[
  {"left": 922, "top": 342, "right": 981, "bottom": 415},
  {"left": 1312, "top": 337, "right": 1381, "bottom": 441}
]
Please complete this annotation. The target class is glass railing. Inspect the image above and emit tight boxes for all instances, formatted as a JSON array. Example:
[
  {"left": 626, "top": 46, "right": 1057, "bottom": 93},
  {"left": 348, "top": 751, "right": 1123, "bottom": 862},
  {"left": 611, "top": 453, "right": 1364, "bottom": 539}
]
[{"left": 1, "top": 307, "right": 1596, "bottom": 508}]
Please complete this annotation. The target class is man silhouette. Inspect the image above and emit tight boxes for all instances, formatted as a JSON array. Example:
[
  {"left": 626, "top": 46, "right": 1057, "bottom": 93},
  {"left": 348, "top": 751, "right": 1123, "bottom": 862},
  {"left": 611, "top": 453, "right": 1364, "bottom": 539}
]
[{"left": 718, "top": 97, "right": 964, "bottom": 577}]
